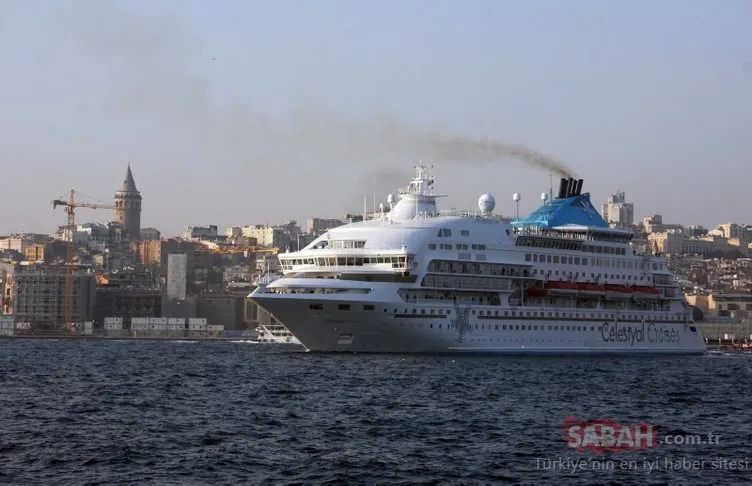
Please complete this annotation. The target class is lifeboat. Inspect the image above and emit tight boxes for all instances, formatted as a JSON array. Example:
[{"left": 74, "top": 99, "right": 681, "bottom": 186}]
[
  {"left": 604, "top": 284, "right": 633, "bottom": 299},
  {"left": 545, "top": 281, "right": 579, "bottom": 295},
  {"left": 577, "top": 283, "right": 606, "bottom": 296},
  {"left": 632, "top": 285, "right": 660, "bottom": 299},
  {"left": 526, "top": 287, "right": 548, "bottom": 298},
  {"left": 604, "top": 284, "right": 633, "bottom": 292}
]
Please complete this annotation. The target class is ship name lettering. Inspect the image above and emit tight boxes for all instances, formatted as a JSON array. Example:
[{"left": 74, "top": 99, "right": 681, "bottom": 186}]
[
  {"left": 601, "top": 322, "right": 644, "bottom": 346},
  {"left": 646, "top": 323, "right": 680, "bottom": 344},
  {"left": 601, "top": 322, "right": 680, "bottom": 345}
]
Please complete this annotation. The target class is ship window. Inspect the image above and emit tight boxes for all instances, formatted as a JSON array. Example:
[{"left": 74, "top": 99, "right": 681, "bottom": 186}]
[
  {"left": 309, "top": 304, "right": 323, "bottom": 310},
  {"left": 363, "top": 304, "right": 374, "bottom": 311},
  {"left": 338, "top": 304, "right": 350, "bottom": 311},
  {"left": 553, "top": 256, "right": 559, "bottom": 263},
  {"left": 428, "top": 244, "right": 436, "bottom": 249},
  {"left": 461, "top": 230, "right": 470, "bottom": 236},
  {"left": 525, "top": 254, "right": 532, "bottom": 262}
]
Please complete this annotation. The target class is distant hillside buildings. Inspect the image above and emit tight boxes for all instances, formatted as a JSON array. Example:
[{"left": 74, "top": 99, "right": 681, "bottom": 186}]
[{"left": 601, "top": 190, "right": 634, "bottom": 228}]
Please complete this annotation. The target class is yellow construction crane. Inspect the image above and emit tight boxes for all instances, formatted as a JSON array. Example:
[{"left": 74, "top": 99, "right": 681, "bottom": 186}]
[{"left": 52, "top": 190, "right": 116, "bottom": 330}]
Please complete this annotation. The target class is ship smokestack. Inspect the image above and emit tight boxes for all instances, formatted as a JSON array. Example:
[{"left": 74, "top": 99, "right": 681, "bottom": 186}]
[
  {"left": 557, "top": 178, "right": 567, "bottom": 198},
  {"left": 575, "top": 179, "right": 584, "bottom": 196},
  {"left": 566, "top": 178, "right": 575, "bottom": 197}
]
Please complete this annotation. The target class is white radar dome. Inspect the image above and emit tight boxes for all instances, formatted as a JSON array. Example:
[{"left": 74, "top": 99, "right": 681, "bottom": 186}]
[
  {"left": 512, "top": 192, "right": 521, "bottom": 202},
  {"left": 541, "top": 192, "right": 549, "bottom": 201},
  {"left": 387, "top": 193, "right": 396, "bottom": 205},
  {"left": 478, "top": 193, "right": 496, "bottom": 214}
]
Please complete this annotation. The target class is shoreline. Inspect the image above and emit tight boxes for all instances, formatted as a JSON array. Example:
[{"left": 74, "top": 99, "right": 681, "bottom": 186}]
[{"left": 0, "top": 334, "right": 253, "bottom": 341}]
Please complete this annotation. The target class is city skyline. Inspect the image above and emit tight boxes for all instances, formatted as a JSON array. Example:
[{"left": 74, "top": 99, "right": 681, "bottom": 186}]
[{"left": 1, "top": 0, "right": 751, "bottom": 235}]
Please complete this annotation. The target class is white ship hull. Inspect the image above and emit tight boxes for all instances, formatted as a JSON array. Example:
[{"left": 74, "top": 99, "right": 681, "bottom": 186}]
[{"left": 250, "top": 294, "right": 706, "bottom": 355}]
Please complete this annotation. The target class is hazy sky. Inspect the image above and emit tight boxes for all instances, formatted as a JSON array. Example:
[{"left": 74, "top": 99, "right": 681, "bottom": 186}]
[{"left": 1, "top": 0, "right": 750, "bottom": 236}]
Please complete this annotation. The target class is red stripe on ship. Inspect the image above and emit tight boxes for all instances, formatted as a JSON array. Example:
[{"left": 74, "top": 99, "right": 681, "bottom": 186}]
[{"left": 526, "top": 282, "right": 661, "bottom": 298}]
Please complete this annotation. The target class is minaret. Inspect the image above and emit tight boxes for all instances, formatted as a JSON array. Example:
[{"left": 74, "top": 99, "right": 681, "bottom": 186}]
[{"left": 114, "top": 161, "right": 142, "bottom": 240}]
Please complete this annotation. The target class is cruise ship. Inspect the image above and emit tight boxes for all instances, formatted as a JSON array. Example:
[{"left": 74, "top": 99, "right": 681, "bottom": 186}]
[{"left": 249, "top": 163, "right": 706, "bottom": 355}]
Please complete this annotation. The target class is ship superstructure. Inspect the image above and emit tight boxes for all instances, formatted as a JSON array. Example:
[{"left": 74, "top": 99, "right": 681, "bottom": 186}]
[{"left": 249, "top": 163, "right": 705, "bottom": 354}]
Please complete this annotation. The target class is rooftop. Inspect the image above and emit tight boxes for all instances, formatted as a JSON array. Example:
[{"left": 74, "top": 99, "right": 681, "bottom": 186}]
[{"left": 119, "top": 164, "right": 138, "bottom": 193}]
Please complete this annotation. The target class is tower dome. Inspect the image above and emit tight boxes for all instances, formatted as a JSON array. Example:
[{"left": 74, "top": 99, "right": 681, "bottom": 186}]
[{"left": 114, "top": 162, "right": 142, "bottom": 240}]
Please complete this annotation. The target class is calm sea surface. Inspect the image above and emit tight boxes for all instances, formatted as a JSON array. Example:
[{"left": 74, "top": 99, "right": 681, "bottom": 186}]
[{"left": 0, "top": 339, "right": 750, "bottom": 485}]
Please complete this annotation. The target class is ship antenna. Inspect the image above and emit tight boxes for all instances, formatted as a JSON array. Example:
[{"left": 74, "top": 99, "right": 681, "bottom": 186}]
[
  {"left": 363, "top": 195, "right": 367, "bottom": 221},
  {"left": 549, "top": 173, "right": 553, "bottom": 202}
]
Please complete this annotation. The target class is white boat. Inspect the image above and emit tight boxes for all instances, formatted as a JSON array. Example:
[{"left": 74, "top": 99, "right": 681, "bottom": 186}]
[
  {"left": 255, "top": 323, "right": 302, "bottom": 344},
  {"left": 252, "top": 273, "right": 301, "bottom": 345},
  {"left": 249, "top": 163, "right": 706, "bottom": 355}
]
